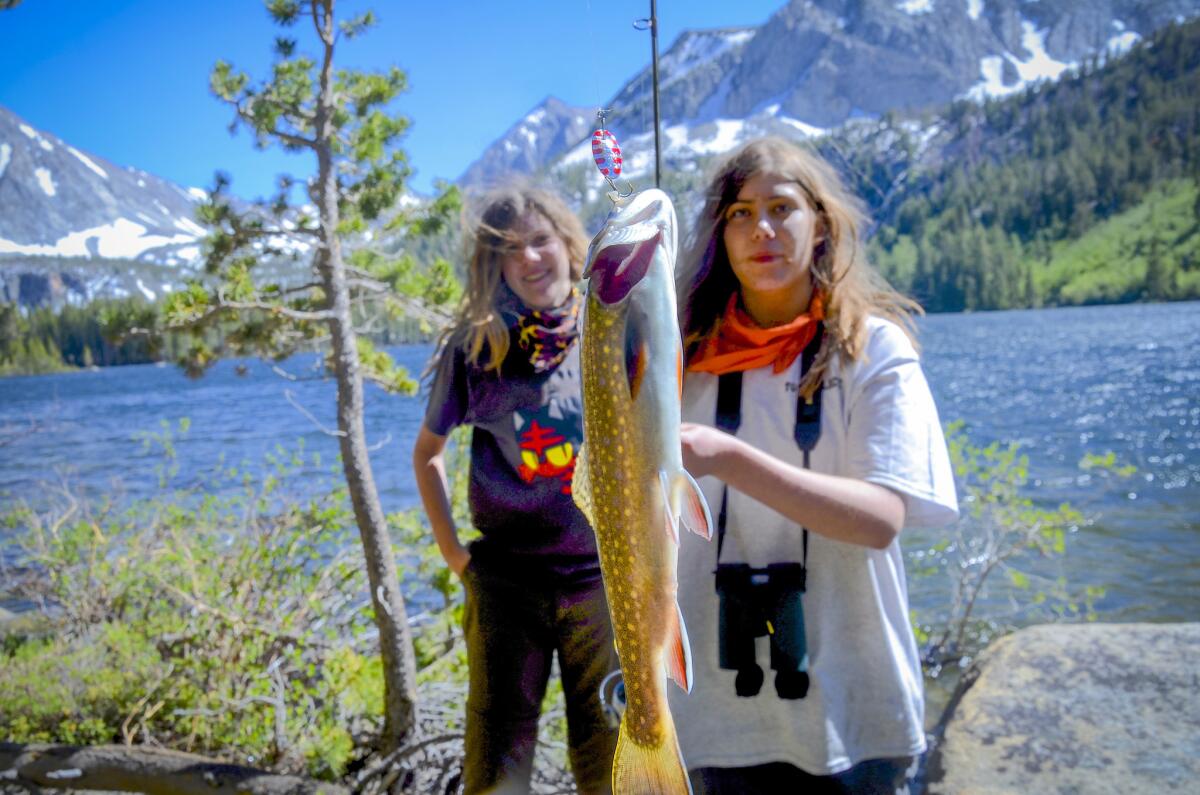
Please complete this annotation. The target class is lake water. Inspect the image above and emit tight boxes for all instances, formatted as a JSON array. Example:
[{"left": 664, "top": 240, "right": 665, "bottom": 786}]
[{"left": 2, "top": 301, "right": 1198, "bottom": 627}]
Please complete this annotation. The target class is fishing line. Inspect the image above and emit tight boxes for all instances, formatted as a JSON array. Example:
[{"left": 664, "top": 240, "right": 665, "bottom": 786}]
[{"left": 585, "top": 0, "right": 603, "bottom": 122}]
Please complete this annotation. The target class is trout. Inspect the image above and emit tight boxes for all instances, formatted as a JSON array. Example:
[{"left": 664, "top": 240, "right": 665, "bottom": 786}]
[{"left": 572, "top": 189, "right": 713, "bottom": 794}]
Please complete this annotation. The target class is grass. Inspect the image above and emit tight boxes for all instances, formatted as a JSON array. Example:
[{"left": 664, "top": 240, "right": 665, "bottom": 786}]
[{"left": 1032, "top": 179, "right": 1200, "bottom": 304}]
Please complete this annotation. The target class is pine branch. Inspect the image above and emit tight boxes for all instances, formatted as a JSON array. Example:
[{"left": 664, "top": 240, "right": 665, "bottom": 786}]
[
  {"left": 233, "top": 100, "right": 317, "bottom": 150},
  {"left": 216, "top": 298, "right": 333, "bottom": 322},
  {"left": 388, "top": 293, "right": 453, "bottom": 328},
  {"left": 249, "top": 92, "right": 317, "bottom": 129},
  {"left": 274, "top": 281, "right": 325, "bottom": 297}
]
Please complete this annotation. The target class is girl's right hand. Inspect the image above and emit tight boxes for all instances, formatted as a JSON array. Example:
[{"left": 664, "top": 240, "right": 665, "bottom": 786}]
[
  {"left": 681, "top": 422, "right": 742, "bottom": 480},
  {"left": 446, "top": 545, "right": 472, "bottom": 578}
]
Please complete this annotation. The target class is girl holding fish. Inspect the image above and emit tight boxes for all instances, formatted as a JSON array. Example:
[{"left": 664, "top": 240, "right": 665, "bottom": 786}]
[
  {"left": 671, "top": 137, "right": 959, "bottom": 794},
  {"left": 412, "top": 185, "right": 618, "bottom": 795}
]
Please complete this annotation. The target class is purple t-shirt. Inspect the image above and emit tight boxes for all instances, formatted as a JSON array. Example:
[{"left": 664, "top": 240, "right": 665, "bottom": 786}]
[{"left": 424, "top": 332, "right": 600, "bottom": 582}]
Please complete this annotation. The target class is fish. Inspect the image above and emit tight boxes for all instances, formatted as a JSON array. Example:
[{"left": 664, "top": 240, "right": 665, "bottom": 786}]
[{"left": 572, "top": 188, "right": 713, "bottom": 794}]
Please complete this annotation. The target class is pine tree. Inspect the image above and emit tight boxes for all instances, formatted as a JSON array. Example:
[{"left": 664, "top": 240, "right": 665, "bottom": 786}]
[
  {"left": 152, "top": 0, "right": 460, "bottom": 752},
  {"left": 1144, "top": 233, "right": 1173, "bottom": 301}
]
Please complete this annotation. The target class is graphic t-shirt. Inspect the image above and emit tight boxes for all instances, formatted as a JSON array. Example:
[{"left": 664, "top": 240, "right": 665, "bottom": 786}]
[{"left": 424, "top": 333, "right": 600, "bottom": 581}]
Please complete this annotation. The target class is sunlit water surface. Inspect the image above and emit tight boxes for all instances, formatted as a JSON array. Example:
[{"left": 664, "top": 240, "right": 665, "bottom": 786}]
[{"left": 2, "top": 301, "right": 1197, "bottom": 655}]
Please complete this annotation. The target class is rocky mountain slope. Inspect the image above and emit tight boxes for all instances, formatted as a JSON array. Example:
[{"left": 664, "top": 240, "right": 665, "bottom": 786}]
[
  {"left": 461, "top": 0, "right": 1200, "bottom": 187},
  {"left": 0, "top": 106, "right": 206, "bottom": 306},
  {"left": 457, "top": 96, "right": 595, "bottom": 189}
]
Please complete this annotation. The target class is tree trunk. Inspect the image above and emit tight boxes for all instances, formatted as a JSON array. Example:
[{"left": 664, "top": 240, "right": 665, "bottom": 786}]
[
  {"left": 310, "top": 0, "right": 419, "bottom": 753},
  {"left": 0, "top": 743, "right": 348, "bottom": 795}
]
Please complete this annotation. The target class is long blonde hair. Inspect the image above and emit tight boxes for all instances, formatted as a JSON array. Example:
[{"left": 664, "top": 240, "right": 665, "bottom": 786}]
[
  {"left": 678, "top": 137, "right": 920, "bottom": 398},
  {"left": 434, "top": 184, "right": 587, "bottom": 372}
]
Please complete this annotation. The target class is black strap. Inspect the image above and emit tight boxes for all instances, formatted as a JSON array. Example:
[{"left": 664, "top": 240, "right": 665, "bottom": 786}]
[
  {"left": 715, "top": 370, "right": 743, "bottom": 434},
  {"left": 715, "top": 324, "right": 824, "bottom": 567}
]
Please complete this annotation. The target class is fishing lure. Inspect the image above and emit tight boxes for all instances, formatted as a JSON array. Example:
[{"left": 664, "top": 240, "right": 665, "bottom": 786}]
[
  {"left": 592, "top": 128, "right": 623, "bottom": 181},
  {"left": 592, "top": 109, "right": 633, "bottom": 199}
]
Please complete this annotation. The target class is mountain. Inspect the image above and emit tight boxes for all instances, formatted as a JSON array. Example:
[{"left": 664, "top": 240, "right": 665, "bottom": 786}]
[
  {"left": 547, "top": 15, "right": 1199, "bottom": 313},
  {"left": 0, "top": 106, "right": 207, "bottom": 307},
  {"left": 457, "top": 96, "right": 595, "bottom": 188},
  {"left": 459, "top": 0, "right": 1200, "bottom": 187}
]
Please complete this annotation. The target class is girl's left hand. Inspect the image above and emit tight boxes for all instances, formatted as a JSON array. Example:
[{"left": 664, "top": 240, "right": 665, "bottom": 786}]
[{"left": 681, "top": 422, "right": 741, "bottom": 479}]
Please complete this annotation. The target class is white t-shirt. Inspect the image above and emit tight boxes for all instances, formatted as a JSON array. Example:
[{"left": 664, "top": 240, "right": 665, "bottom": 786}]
[{"left": 669, "top": 317, "right": 959, "bottom": 775}]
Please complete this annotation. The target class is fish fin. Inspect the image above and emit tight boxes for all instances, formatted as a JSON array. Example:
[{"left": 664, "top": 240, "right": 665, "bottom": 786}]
[
  {"left": 572, "top": 443, "right": 596, "bottom": 529},
  {"left": 677, "top": 347, "right": 683, "bottom": 401},
  {"left": 626, "top": 327, "right": 649, "bottom": 401},
  {"left": 612, "top": 714, "right": 693, "bottom": 795},
  {"left": 665, "top": 599, "right": 694, "bottom": 693},
  {"left": 659, "top": 470, "right": 680, "bottom": 545},
  {"left": 675, "top": 469, "right": 714, "bottom": 541}
]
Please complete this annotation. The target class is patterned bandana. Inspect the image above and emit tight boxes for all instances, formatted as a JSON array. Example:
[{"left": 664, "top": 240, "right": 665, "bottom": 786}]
[
  {"left": 687, "top": 290, "right": 825, "bottom": 376},
  {"left": 500, "top": 284, "right": 582, "bottom": 373}
]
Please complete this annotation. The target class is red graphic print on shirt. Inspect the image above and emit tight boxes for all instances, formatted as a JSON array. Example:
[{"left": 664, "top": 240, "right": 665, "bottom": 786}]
[{"left": 515, "top": 416, "right": 577, "bottom": 495}]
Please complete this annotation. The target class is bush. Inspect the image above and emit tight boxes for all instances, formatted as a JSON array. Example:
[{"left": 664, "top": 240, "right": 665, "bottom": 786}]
[
  {"left": 910, "top": 421, "right": 1112, "bottom": 679},
  {"left": 2, "top": 622, "right": 165, "bottom": 744},
  {"left": 1, "top": 439, "right": 380, "bottom": 779}
]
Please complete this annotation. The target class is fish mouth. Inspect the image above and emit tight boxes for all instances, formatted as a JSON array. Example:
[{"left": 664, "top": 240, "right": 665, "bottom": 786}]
[{"left": 587, "top": 230, "right": 663, "bottom": 305}]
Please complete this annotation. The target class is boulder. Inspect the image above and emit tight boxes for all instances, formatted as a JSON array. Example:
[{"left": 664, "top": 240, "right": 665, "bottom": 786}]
[{"left": 925, "top": 623, "right": 1200, "bottom": 794}]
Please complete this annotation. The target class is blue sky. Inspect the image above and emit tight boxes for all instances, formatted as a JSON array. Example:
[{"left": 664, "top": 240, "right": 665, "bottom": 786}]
[{"left": 0, "top": 0, "right": 784, "bottom": 199}]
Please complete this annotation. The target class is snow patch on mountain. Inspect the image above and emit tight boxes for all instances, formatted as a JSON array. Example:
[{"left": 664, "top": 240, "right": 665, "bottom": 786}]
[
  {"left": 1014, "top": 21, "right": 1073, "bottom": 81},
  {"left": 1107, "top": 22, "right": 1141, "bottom": 55},
  {"left": 0, "top": 218, "right": 196, "bottom": 260},
  {"left": 19, "top": 123, "right": 55, "bottom": 152},
  {"left": 68, "top": 146, "right": 108, "bottom": 179},
  {"left": 967, "top": 19, "right": 1073, "bottom": 100},
  {"left": 34, "top": 168, "right": 57, "bottom": 197},
  {"left": 175, "top": 216, "right": 206, "bottom": 237},
  {"left": 897, "top": 0, "right": 934, "bottom": 15},
  {"left": 967, "top": 0, "right": 984, "bottom": 21},
  {"left": 0, "top": 144, "right": 10, "bottom": 180}
]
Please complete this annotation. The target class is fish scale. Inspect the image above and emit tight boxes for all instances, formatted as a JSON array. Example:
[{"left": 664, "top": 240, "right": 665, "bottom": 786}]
[{"left": 581, "top": 307, "right": 674, "bottom": 748}]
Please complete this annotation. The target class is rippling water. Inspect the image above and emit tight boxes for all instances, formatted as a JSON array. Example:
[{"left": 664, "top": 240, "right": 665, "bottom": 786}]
[{"left": 2, "top": 301, "right": 1198, "bottom": 624}]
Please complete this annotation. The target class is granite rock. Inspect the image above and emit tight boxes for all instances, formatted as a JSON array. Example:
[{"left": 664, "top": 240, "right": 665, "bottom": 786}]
[{"left": 926, "top": 623, "right": 1200, "bottom": 795}]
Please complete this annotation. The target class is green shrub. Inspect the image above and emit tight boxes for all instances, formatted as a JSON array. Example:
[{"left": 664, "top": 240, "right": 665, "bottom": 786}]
[
  {"left": 1, "top": 438, "right": 381, "bottom": 779},
  {"left": 2, "top": 622, "right": 165, "bottom": 744}
]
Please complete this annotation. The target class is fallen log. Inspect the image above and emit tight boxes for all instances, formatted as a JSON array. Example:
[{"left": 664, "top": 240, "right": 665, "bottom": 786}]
[{"left": 0, "top": 743, "right": 349, "bottom": 795}]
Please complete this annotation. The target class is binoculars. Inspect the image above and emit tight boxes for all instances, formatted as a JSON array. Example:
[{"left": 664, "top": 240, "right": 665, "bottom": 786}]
[{"left": 715, "top": 562, "right": 810, "bottom": 699}]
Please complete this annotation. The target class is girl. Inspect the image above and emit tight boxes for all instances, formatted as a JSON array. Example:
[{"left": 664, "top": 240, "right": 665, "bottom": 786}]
[
  {"left": 412, "top": 185, "right": 618, "bottom": 795},
  {"left": 669, "top": 138, "right": 959, "bottom": 794}
]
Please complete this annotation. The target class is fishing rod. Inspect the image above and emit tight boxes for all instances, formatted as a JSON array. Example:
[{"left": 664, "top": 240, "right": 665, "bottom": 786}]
[{"left": 633, "top": 0, "right": 663, "bottom": 188}]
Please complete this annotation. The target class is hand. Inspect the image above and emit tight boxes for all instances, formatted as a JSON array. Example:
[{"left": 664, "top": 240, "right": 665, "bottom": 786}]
[
  {"left": 680, "top": 422, "right": 740, "bottom": 479},
  {"left": 445, "top": 545, "right": 471, "bottom": 578}
]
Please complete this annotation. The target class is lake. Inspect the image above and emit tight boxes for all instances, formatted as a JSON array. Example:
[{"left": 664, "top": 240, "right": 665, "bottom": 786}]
[{"left": 1, "top": 301, "right": 1198, "bottom": 627}]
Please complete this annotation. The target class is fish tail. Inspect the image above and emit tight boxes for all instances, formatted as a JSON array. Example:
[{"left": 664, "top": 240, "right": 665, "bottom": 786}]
[{"left": 612, "top": 717, "right": 693, "bottom": 795}]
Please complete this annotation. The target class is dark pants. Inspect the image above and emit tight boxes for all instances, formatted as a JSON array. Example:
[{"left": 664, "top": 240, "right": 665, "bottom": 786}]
[
  {"left": 461, "top": 560, "right": 619, "bottom": 795},
  {"left": 690, "top": 758, "right": 915, "bottom": 795}
]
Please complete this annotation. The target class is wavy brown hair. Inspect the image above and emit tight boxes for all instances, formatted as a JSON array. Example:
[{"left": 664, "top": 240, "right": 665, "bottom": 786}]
[
  {"left": 433, "top": 184, "right": 587, "bottom": 373},
  {"left": 678, "top": 137, "right": 920, "bottom": 399}
]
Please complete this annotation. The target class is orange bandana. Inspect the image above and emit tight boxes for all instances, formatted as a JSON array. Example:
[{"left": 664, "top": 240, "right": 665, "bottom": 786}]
[{"left": 687, "top": 291, "right": 825, "bottom": 376}]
